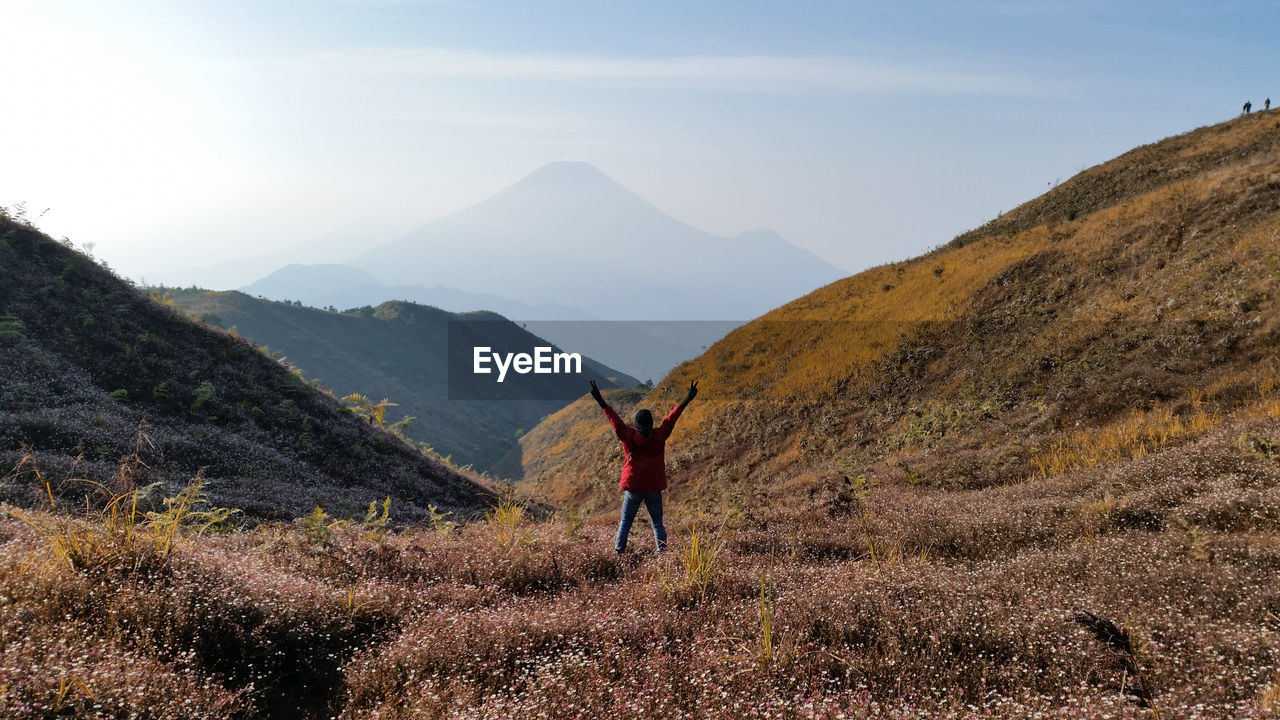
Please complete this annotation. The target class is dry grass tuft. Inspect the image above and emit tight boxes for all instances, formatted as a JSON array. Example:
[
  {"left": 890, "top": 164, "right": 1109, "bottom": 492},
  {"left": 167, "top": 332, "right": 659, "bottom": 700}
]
[{"left": 652, "top": 519, "right": 723, "bottom": 603}]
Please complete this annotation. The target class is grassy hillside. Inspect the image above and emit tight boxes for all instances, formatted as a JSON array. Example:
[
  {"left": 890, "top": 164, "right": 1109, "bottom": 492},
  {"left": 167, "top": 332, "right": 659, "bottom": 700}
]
[
  {"left": 165, "top": 290, "right": 637, "bottom": 472},
  {"left": 514, "top": 110, "right": 1280, "bottom": 510},
  {"left": 0, "top": 213, "right": 491, "bottom": 520}
]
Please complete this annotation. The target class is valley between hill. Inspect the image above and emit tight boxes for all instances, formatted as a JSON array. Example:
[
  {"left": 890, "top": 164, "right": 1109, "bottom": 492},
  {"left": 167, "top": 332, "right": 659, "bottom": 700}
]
[{"left": 164, "top": 289, "right": 638, "bottom": 472}]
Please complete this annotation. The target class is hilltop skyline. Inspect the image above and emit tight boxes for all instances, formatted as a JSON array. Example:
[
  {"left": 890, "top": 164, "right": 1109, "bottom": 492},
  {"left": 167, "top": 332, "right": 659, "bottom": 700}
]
[{"left": 3, "top": 1, "right": 1278, "bottom": 283}]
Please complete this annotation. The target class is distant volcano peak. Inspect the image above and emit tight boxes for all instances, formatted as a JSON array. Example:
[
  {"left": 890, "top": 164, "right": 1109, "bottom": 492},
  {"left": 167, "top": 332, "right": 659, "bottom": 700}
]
[
  {"left": 528, "top": 160, "right": 609, "bottom": 178},
  {"left": 472, "top": 160, "right": 656, "bottom": 222},
  {"left": 508, "top": 161, "right": 629, "bottom": 194}
]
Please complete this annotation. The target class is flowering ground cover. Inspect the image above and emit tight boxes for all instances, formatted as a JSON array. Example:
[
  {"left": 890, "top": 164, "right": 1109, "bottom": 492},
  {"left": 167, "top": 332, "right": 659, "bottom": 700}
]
[{"left": 3, "top": 412, "right": 1278, "bottom": 718}]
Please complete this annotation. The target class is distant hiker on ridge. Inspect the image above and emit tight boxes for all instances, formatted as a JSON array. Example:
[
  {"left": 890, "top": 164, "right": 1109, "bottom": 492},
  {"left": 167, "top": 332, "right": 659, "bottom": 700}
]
[
  {"left": 1267, "top": 98, "right": 1272, "bottom": 111},
  {"left": 590, "top": 378, "right": 699, "bottom": 554},
  {"left": 1244, "top": 100, "right": 1253, "bottom": 113}
]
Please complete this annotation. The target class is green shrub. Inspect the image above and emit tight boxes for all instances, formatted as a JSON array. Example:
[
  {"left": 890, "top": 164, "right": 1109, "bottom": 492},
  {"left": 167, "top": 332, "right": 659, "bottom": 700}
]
[
  {"left": 295, "top": 506, "right": 335, "bottom": 546},
  {"left": 191, "top": 380, "right": 214, "bottom": 410}
]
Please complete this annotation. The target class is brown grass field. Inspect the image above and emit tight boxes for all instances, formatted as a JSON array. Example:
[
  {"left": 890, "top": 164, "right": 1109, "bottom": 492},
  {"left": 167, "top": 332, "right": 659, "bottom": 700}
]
[{"left": 3, "top": 410, "right": 1280, "bottom": 717}]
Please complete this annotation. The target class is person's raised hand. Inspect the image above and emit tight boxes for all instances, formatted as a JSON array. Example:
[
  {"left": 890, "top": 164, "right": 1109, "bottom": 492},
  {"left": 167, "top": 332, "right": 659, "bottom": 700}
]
[
  {"left": 589, "top": 379, "right": 607, "bottom": 407},
  {"left": 683, "top": 379, "right": 699, "bottom": 405}
]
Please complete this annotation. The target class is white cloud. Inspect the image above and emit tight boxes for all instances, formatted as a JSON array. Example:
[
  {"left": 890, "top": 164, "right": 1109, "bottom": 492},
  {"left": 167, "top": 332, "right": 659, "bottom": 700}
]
[{"left": 286, "top": 48, "right": 1048, "bottom": 98}]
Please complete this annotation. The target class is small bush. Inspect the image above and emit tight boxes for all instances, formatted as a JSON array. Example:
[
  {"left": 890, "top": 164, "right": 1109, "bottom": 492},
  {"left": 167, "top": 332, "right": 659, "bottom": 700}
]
[
  {"left": 485, "top": 494, "right": 529, "bottom": 548},
  {"left": 191, "top": 379, "right": 214, "bottom": 410}
]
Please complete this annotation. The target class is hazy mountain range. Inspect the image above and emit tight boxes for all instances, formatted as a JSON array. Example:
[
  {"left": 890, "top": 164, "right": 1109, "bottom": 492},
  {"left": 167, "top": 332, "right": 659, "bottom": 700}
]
[
  {"left": 346, "top": 161, "right": 846, "bottom": 321},
  {"left": 217, "top": 161, "right": 846, "bottom": 380}
]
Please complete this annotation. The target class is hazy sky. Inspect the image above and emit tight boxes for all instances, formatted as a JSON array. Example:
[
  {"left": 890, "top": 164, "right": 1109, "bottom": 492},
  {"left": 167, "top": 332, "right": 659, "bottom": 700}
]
[{"left": 2, "top": 0, "right": 1276, "bottom": 283}]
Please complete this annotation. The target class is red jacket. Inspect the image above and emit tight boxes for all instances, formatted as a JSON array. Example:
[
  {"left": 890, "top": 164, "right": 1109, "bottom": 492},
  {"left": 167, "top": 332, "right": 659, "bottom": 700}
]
[{"left": 602, "top": 403, "right": 685, "bottom": 493}]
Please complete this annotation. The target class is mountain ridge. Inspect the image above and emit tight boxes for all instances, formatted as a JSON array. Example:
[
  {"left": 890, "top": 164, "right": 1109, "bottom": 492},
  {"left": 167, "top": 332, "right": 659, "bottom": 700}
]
[{"left": 241, "top": 262, "right": 596, "bottom": 320}]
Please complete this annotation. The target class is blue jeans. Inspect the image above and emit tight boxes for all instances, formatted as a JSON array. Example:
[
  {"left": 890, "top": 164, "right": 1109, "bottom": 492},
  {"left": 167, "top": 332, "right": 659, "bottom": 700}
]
[{"left": 615, "top": 491, "right": 666, "bottom": 553}]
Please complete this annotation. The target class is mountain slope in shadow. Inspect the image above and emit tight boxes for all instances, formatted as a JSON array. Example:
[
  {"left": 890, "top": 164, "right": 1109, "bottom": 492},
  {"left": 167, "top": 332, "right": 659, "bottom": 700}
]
[{"left": 0, "top": 216, "right": 492, "bottom": 520}]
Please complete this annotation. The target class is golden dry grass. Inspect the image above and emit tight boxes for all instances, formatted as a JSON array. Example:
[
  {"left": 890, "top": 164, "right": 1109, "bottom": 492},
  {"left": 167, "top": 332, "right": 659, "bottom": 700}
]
[{"left": 1032, "top": 366, "right": 1280, "bottom": 478}]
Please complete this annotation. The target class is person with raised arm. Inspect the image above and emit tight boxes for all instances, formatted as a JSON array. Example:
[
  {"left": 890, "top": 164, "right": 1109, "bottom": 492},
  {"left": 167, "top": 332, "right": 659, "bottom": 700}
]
[{"left": 589, "top": 378, "right": 699, "bottom": 554}]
